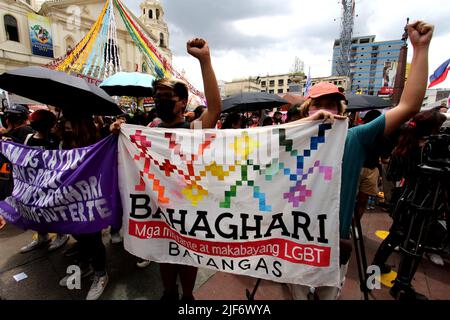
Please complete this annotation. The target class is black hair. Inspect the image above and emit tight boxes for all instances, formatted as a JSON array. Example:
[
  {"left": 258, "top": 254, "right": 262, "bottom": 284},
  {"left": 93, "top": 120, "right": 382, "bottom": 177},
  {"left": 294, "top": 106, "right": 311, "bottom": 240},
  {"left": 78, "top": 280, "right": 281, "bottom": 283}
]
[
  {"left": 363, "top": 110, "right": 382, "bottom": 124},
  {"left": 221, "top": 112, "right": 242, "bottom": 129}
]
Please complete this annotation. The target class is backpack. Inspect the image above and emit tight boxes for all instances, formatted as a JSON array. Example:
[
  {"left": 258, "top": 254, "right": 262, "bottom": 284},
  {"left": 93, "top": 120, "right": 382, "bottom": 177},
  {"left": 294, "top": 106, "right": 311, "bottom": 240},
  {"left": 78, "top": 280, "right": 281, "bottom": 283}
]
[
  {"left": 0, "top": 134, "right": 33, "bottom": 201},
  {"left": 0, "top": 153, "right": 13, "bottom": 201}
]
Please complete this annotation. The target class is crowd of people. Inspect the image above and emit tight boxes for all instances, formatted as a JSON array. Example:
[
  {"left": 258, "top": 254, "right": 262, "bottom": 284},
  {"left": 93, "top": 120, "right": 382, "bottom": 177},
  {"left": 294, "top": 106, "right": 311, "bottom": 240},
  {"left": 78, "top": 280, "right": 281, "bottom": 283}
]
[{"left": 0, "top": 20, "right": 447, "bottom": 301}]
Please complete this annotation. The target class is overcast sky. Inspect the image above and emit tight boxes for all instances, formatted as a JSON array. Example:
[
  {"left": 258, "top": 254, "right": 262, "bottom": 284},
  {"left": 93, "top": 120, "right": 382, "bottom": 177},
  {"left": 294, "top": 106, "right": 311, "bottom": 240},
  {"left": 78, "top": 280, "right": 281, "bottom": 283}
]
[{"left": 124, "top": 0, "right": 450, "bottom": 91}]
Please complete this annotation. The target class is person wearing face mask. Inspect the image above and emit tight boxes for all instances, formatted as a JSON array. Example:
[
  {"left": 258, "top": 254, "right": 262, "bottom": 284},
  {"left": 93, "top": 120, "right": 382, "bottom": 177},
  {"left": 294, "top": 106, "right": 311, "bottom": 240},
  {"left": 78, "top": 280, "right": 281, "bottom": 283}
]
[
  {"left": 110, "top": 37, "right": 222, "bottom": 301},
  {"left": 147, "top": 40, "right": 222, "bottom": 132},
  {"left": 58, "top": 115, "right": 109, "bottom": 301},
  {"left": 19, "top": 110, "right": 70, "bottom": 254},
  {"left": 153, "top": 38, "right": 222, "bottom": 302}
]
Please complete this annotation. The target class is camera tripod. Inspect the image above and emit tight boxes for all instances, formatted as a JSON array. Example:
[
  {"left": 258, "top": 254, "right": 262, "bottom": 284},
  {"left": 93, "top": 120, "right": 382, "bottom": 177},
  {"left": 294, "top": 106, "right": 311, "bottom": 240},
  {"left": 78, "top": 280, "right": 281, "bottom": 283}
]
[
  {"left": 390, "top": 164, "right": 449, "bottom": 299},
  {"left": 246, "top": 163, "right": 449, "bottom": 300},
  {"left": 351, "top": 211, "right": 371, "bottom": 300}
]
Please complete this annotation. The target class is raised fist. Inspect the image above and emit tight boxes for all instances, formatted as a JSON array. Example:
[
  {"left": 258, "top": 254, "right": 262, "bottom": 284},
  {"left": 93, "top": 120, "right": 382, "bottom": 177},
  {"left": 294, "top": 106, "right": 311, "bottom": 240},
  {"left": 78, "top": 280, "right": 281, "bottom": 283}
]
[
  {"left": 408, "top": 20, "right": 434, "bottom": 48},
  {"left": 187, "top": 38, "right": 211, "bottom": 62}
]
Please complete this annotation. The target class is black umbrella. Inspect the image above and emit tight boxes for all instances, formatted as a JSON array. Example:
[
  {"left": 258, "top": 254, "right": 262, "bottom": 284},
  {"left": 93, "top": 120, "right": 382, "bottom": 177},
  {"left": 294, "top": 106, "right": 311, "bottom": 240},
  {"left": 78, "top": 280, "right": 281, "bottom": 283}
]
[
  {"left": 345, "top": 94, "right": 392, "bottom": 112},
  {"left": 222, "top": 92, "right": 288, "bottom": 113},
  {"left": 0, "top": 66, "right": 122, "bottom": 116}
]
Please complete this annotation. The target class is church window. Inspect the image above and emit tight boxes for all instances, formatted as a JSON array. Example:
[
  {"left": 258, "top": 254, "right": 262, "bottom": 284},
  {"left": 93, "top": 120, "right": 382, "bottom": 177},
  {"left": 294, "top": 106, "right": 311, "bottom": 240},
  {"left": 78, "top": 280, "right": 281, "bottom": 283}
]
[
  {"left": 4, "top": 15, "right": 19, "bottom": 42},
  {"left": 159, "top": 33, "right": 165, "bottom": 47}
]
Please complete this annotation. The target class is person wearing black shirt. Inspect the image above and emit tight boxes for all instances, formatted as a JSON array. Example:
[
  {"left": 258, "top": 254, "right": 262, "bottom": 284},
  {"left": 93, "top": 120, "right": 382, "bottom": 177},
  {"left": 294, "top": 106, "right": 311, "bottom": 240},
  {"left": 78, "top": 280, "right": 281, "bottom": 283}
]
[
  {"left": 1, "top": 104, "right": 34, "bottom": 143},
  {"left": 18, "top": 110, "right": 70, "bottom": 254},
  {"left": 0, "top": 104, "right": 34, "bottom": 201},
  {"left": 110, "top": 37, "right": 223, "bottom": 301}
]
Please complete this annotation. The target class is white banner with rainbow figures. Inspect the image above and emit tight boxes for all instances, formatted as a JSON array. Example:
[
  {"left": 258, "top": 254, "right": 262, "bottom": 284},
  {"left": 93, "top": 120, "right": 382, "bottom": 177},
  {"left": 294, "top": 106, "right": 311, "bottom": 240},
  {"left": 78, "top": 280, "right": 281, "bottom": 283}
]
[{"left": 119, "top": 121, "right": 348, "bottom": 287}]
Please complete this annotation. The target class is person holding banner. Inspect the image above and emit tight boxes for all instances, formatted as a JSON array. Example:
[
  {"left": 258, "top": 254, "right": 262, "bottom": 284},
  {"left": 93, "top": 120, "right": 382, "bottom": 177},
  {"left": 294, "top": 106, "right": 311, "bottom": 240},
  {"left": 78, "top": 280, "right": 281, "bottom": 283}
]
[
  {"left": 19, "top": 110, "right": 70, "bottom": 254},
  {"left": 289, "top": 20, "right": 434, "bottom": 300},
  {"left": 155, "top": 38, "right": 222, "bottom": 302},
  {"left": 58, "top": 115, "right": 109, "bottom": 301},
  {"left": 111, "top": 37, "right": 222, "bottom": 301}
]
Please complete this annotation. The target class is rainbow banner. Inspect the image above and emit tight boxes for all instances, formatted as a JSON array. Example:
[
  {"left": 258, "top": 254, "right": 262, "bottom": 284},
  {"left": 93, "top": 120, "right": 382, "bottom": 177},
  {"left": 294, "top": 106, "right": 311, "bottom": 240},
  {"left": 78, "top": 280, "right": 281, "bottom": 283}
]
[{"left": 119, "top": 121, "right": 348, "bottom": 287}]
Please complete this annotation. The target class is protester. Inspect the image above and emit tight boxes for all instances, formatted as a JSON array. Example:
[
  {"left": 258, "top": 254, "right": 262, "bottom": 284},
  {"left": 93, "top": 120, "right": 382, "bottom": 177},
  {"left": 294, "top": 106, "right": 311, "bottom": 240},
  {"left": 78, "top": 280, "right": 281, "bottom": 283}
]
[
  {"left": 262, "top": 116, "right": 274, "bottom": 126},
  {"left": 273, "top": 111, "right": 283, "bottom": 125},
  {"left": 100, "top": 119, "right": 124, "bottom": 247},
  {"left": 58, "top": 115, "right": 108, "bottom": 301},
  {"left": 288, "top": 20, "right": 434, "bottom": 300},
  {"left": 354, "top": 111, "right": 389, "bottom": 220},
  {"left": 94, "top": 115, "right": 113, "bottom": 138},
  {"left": 193, "top": 105, "right": 207, "bottom": 121},
  {"left": 221, "top": 112, "right": 242, "bottom": 129},
  {"left": 155, "top": 38, "right": 221, "bottom": 301},
  {"left": 216, "top": 113, "right": 227, "bottom": 129},
  {"left": 23, "top": 109, "right": 59, "bottom": 150},
  {"left": 19, "top": 110, "right": 70, "bottom": 254},
  {"left": 111, "top": 37, "right": 222, "bottom": 301},
  {"left": 1, "top": 104, "right": 34, "bottom": 143},
  {"left": 0, "top": 105, "right": 34, "bottom": 204},
  {"left": 285, "top": 105, "right": 302, "bottom": 123},
  {"left": 371, "top": 110, "right": 447, "bottom": 298}
]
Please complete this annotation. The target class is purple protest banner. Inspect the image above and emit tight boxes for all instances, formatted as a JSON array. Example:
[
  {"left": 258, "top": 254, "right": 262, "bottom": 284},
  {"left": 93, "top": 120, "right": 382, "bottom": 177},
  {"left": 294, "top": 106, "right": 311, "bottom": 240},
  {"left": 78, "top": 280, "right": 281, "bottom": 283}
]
[{"left": 0, "top": 135, "right": 122, "bottom": 234}]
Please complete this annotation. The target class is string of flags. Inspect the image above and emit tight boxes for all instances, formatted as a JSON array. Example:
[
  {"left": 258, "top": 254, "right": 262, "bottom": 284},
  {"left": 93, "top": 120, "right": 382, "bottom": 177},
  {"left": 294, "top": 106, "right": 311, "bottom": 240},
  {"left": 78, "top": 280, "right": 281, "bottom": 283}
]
[{"left": 46, "top": 0, "right": 205, "bottom": 102}]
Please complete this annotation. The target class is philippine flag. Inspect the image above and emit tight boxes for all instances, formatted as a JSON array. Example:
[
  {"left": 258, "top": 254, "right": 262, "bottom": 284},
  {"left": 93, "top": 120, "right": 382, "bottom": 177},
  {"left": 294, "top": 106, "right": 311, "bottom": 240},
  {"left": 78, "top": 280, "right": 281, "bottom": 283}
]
[{"left": 429, "top": 58, "right": 450, "bottom": 88}]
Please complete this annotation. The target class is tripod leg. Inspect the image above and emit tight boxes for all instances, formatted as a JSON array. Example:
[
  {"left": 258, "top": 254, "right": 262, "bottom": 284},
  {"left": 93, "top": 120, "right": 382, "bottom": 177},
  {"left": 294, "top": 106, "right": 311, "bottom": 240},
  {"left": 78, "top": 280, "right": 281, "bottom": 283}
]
[
  {"left": 393, "top": 210, "right": 428, "bottom": 291},
  {"left": 354, "top": 215, "right": 369, "bottom": 275},
  {"left": 372, "top": 226, "right": 403, "bottom": 270},
  {"left": 391, "top": 195, "right": 434, "bottom": 300},
  {"left": 246, "top": 278, "right": 262, "bottom": 300},
  {"left": 352, "top": 218, "right": 369, "bottom": 300}
]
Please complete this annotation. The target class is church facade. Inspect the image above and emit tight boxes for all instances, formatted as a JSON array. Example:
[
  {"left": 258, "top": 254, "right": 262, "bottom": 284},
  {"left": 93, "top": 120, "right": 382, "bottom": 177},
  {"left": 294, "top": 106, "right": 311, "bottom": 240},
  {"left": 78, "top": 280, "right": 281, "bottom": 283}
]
[{"left": 0, "top": 0, "right": 172, "bottom": 76}]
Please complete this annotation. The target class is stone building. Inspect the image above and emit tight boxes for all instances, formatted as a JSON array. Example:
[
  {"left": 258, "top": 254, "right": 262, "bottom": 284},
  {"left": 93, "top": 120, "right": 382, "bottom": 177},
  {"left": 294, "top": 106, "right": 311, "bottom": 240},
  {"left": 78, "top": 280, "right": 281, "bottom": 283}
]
[{"left": 0, "top": 0, "right": 172, "bottom": 75}]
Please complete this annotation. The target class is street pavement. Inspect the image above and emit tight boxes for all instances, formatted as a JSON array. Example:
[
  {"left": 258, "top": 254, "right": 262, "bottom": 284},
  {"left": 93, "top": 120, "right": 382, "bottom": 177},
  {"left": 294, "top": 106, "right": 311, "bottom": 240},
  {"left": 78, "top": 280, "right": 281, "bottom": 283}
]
[{"left": 1, "top": 209, "right": 449, "bottom": 300}]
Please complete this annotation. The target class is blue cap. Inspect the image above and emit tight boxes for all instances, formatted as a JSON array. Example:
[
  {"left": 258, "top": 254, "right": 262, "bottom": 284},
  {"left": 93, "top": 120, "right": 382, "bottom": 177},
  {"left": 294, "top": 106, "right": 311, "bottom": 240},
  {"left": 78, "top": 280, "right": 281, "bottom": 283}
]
[{"left": 5, "top": 104, "right": 30, "bottom": 114}]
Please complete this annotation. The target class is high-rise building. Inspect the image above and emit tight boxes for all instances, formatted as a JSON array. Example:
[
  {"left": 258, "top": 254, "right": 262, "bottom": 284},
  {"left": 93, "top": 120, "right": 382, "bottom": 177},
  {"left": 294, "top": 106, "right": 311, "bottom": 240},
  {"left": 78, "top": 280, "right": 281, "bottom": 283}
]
[{"left": 332, "top": 35, "right": 403, "bottom": 95}]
